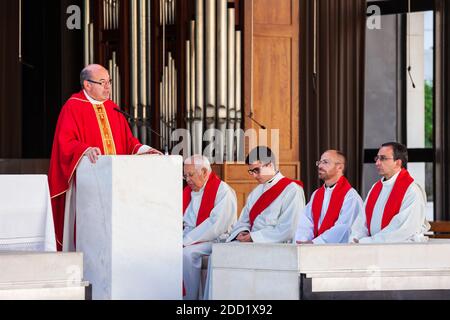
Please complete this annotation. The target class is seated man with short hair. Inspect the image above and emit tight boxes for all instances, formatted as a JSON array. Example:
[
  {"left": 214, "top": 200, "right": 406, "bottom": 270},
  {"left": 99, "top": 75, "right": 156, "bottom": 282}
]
[
  {"left": 295, "top": 150, "right": 363, "bottom": 244},
  {"left": 227, "top": 146, "right": 306, "bottom": 243},
  {"left": 203, "top": 146, "right": 305, "bottom": 300},
  {"left": 183, "top": 155, "right": 237, "bottom": 300},
  {"left": 349, "top": 142, "right": 430, "bottom": 243}
]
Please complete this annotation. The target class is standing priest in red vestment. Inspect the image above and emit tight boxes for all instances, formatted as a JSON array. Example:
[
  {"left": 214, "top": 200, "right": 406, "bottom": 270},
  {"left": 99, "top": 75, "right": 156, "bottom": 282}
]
[
  {"left": 295, "top": 150, "right": 363, "bottom": 244},
  {"left": 48, "top": 64, "right": 162, "bottom": 251}
]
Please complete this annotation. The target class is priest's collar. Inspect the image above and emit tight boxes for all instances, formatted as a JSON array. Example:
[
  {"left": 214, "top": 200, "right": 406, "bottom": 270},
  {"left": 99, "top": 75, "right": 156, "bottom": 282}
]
[
  {"left": 84, "top": 90, "right": 107, "bottom": 105},
  {"left": 265, "top": 171, "right": 282, "bottom": 186},
  {"left": 325, "top": 183, "right": 337, "bottom": 190},
  {"left": 381, "top": 170, "right": 401, "bottom": 186}
]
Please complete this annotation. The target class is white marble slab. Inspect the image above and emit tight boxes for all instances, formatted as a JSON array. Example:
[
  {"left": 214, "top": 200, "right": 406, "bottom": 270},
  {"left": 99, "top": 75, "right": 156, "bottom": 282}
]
[
  {"left": 212, "top": 269, "right": 299, "bottom": 300},
  {"left": 0, "top": 175, "right": 56, "bottom": 251},
  {"left": 0, "top": 252, "right": 83, "bottom": 283},
  {"left": 311, "top": 275, "right": 450, "bottom": 292},
  {"left": 0, "top": 287, "right": 87, "bottom": 300},
  {"left": 0, "top": 252, "right": 87, "bottom": 300},
  {"left": 76, "top": 155, "right": 183, "bottom": 300},
  {"left": 211, "top": 240, "right": 450, "bottom": 299},
  {"left": 297, "top": 240, "right": 450, "bottom": 273},
  {"left": 211, "top": 243, "right": 299, "bottom": 271}
]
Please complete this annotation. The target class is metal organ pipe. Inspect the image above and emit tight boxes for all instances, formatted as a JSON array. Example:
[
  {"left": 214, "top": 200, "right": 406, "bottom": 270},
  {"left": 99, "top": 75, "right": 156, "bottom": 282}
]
[
  {"left": 190, "top": 21, "right": 196, "bottom": 155},
  {"left": 185, "top": 40, "right": 192, "bottom": 155},
  {"left": 130, "top": 0, "right": 139, "bottom": 137},
  {"left": 235, "top": 30, "right": 243, "bottom": 157},
  {"left": 216, "top": 0, "right": 228, "bottom": 160},
  {"left": 138, "top": 0, "right": 148, "bottom": 144},
  {"left": 205, "top": 0, "right": 216, "bottom": 159},
  {"left": 226, "top": 8, "right": 236, "bottom": 161},
  {"left": 84, "top": 0, "right": 90, "bottom": 66},
  {"left": 193, "top": 0, "right": 204, "bottom": 155},
  {"left": 146, "top": 0, "right": 152, "bottom": 145},
  {"left": 185, "top": 1, "right": 243, "bottom": 161}
]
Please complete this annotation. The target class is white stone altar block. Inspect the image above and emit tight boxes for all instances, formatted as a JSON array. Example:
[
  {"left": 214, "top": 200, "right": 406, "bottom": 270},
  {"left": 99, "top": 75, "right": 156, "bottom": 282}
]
[
  {"left": 211, "top": 243, "right": 300, "bottom": 300},
  {"left": 76, "top": 155, "right": 183, "bottom": 300},
  {"left": 0, "top": 175, "right": 56, "bottom": 251},
  {"left": 0, "top": 252, "right": 87, "bottom": 300}
]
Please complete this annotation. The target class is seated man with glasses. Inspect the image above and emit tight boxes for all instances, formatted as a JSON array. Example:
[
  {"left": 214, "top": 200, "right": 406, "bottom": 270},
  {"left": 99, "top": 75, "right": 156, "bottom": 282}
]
[
  {"left": 349, "top": 142, "right": 430, "bottom": 243},
  {"left": 48, "top": 64, "right": 161, "bottom": 251},
  {"left": 295, "top": 150, "right": 363, "bottom": 244},
  {"left": 226, "top": 146, "right": 306, "bottom": 243},
  {"left": 203, "top": 146, "right": 306, "bottom": 300},
  {"left": 182, "top": 155, "right": 237, "bottom": 300}
]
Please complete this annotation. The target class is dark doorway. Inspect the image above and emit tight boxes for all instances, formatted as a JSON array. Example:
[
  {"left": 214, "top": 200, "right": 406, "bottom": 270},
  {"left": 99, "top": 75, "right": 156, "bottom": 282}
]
[{"left": 21, "top": 0, "right": 83, "bottom": 159}]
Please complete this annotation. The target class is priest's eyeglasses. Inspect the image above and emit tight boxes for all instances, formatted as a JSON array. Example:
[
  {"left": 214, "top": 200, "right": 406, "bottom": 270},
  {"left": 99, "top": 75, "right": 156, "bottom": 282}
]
[
  {"left": 87, "top": 79, "right": 113, "bottom": 87},
  {"left": 374, "top": 155, "right": 394, "bottom": 162},
  {"left": 315, "top": 159, "right": 342, "bottom": 167},
  {"left": 248, "top": 163, "right": 270, "bottom": 175},
  {"left": 183, "top": 172, "right": 196, "bottom": 180}
]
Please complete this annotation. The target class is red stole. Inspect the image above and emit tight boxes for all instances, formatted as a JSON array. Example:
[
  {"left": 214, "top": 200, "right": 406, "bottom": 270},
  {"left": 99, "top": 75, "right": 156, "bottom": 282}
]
[
  {"left": 365, "top": 169, "right": 414, "bottom": 236},
  {"left": 311, "top": 176, "right": 352, "bottom": 237},
  {"left": 249, "top": 177, "right": 303, "bottom": 228},
  {"left": 48, "top": 90, "right": 142, "bottom": 250},
  {"left": 183, "top": 172, "right": 222, "bottom": 226}
]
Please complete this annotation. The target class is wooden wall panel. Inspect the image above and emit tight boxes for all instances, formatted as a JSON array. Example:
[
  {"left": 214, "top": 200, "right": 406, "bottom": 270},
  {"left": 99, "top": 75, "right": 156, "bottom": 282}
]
[
  {"left": 253, "top": 37, "right": 294, "bottom": 151},
  {"left": 244, "top": 0, "right": 299, "bottom": 163},
  {"left": 254, "top": 0, "right": 292, "bottom": 25}
]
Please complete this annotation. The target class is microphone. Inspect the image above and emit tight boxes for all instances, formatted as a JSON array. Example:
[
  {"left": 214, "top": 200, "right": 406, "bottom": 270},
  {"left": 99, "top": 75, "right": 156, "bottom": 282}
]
[
  {"left": 113, "top": 108, "right": 168, "bottom": 155},
  {"left": 407, "top": 66, "right": 416, "bottom": 89},
  {"left": 247, "top": 112, "right": 267, "bottom": 130},
  {"left": 19, "top": 58, "right": 35, "bottom": 69},
  {"left": 114, "top": 107, "right": 132, "bottom": 120}
]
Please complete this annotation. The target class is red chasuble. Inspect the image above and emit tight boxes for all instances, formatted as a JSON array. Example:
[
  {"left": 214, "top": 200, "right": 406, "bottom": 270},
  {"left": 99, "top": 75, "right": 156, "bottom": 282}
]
[
  {"left": 183, "top": 172, "right": 222, "bottom": 226},
  {"left": 248, "top": 177, "right": 303, "bottom": 229},
  {"left": 311, "top": 176, "right": 352, "bottom": 237},
  {"left": 48, "top": 91, "right": 142, "bottom": 250},
  {"left": 365, "top": 169, "right": 414, "bottom": 236}
]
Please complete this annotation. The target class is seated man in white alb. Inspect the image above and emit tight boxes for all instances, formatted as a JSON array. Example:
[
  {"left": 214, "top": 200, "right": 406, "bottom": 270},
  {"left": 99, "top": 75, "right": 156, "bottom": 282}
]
[
  {"left": 227, "top": 146, "right": 306, "bottom": 243},
  {"left": 350, "top": 142, "right": 430, "bottom": 243},
  {"left": 295, "top": 150, "right": 363, "bottom": 244},
  {"left": 183, "top": 155, "right": 237, "bottom": 300}
]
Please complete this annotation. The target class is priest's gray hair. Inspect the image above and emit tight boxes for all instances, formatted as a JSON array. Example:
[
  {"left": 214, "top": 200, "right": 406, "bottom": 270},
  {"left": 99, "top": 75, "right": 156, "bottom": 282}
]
[
  {"left": 184, "top": 155, "right": 212, "bottom": 174},
  {"left": 80, "top": 67, "right": 92, "bottom": 89}
]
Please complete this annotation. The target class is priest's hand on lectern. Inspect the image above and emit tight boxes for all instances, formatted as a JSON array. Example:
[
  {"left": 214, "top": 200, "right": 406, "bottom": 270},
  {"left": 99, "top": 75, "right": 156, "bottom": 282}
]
[
  {"left": 84, "top": 147, "right": 102, "bottom": 164},
  {"left": 139, "top": 148, "right": 164, "bottom": 156}
]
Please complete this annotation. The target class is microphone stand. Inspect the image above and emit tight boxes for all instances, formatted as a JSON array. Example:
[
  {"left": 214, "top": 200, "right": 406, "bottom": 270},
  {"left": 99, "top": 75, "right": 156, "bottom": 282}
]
[
  {"left": 247, "top": 112, "right": 267, "bottom": 130},
  {"left": 114, "top": 108, "right": 169, "bottom": 155}
]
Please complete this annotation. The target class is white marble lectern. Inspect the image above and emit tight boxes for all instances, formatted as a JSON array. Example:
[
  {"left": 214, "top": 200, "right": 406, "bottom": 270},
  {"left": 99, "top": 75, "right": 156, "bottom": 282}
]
[{"left": 76, "top": 155, "right": 183, "bottom": 300}]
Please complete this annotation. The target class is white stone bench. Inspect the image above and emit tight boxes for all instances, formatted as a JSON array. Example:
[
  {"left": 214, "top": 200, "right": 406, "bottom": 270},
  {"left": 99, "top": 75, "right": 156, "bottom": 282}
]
[{"left": 210, "top": 240, "right": 450, "bottom": 300}]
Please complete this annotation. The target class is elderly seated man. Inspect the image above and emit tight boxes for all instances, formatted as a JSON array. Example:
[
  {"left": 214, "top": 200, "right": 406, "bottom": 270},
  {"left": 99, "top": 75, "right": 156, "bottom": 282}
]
[
  {"left": 182, "top": 155, "right": 237, "bottom": 300},
  {"left": 350, "top": 142, "right": 430, "bottom": 243}
]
